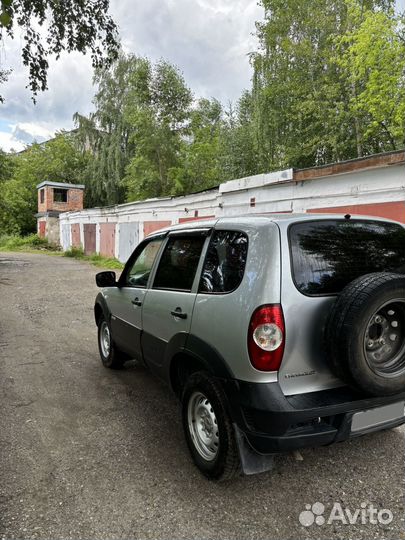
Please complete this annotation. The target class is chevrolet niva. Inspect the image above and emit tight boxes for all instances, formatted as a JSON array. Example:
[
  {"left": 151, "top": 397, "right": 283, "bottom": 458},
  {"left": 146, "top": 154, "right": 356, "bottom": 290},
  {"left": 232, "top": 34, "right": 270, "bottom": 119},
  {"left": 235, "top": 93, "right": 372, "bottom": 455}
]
[{"left": 94, "top": 214, "right": 405, "bottom": 480}]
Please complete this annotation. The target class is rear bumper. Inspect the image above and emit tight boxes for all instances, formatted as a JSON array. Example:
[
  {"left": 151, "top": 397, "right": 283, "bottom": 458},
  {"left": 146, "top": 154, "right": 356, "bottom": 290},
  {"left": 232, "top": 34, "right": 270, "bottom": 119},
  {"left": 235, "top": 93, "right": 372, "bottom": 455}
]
[{"left": 222, "top": 379, "right": 405, "bottom": 455}]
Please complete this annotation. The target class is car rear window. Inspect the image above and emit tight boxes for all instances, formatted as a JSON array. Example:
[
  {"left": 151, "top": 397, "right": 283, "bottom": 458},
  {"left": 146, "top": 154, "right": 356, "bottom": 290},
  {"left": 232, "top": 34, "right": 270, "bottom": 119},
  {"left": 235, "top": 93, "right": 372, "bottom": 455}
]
[{"left": 289, "top": 219, "right": 405, "bottom": 296}]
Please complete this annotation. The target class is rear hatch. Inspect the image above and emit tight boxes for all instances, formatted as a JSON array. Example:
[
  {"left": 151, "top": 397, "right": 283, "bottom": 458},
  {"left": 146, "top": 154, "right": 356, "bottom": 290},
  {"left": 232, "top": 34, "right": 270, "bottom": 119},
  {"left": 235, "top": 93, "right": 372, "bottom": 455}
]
[{"left": 278, "top": 217, "right": 405, "bottom": 396}]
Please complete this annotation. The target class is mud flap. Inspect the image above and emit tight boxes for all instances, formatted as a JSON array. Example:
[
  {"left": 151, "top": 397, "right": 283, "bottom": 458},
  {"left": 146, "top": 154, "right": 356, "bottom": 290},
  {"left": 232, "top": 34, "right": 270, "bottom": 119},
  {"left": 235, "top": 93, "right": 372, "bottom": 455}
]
[{"left": 233, "top": 424, "right": 275, "bottom": 476}]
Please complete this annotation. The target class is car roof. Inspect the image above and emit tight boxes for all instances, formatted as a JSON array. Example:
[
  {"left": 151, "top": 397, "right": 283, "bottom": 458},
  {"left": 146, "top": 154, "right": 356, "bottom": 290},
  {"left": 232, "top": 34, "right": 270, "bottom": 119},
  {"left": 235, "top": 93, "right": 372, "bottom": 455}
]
[{"left": 146, "top": 213, "right": 403, "bottom": 237}]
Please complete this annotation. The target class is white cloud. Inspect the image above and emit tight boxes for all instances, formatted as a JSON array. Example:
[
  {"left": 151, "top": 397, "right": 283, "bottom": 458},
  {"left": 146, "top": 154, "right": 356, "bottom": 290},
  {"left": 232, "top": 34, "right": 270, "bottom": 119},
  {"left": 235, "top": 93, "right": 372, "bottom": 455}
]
[
  {"left": 0, "top": 122, "right": 54, "bottom": 152},
  {"left": 0, "top": 42, "right": 95, "bottom": 127},
  {"left": 13, "top": 122, "right": 53, "bottom": 143},
  {"left": 0, "top": 130, "right": 25, "bottom": 152},
  {"left": 111, "top": 0, "right": 261, "bottom": 103},
  {"left": 0, "top": 0, "right": 263, "bottom": 151}
]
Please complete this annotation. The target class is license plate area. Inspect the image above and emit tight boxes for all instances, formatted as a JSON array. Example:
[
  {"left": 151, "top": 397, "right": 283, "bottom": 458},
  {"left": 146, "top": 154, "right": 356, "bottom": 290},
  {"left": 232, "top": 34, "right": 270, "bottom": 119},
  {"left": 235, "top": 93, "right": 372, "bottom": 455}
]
[{"left": 351, "top": 401, "right": 405, "bottom": 433}]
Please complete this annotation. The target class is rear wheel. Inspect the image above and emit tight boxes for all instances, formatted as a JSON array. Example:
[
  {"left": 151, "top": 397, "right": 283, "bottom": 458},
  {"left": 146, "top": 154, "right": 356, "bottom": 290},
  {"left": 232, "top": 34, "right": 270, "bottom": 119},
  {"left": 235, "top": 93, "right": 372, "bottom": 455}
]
[
  {"left": 97, "top": 315, "right": 126, "bottom": 369},
  {"left": 181, "top": 372, "right": 241, "bottom": 481}
]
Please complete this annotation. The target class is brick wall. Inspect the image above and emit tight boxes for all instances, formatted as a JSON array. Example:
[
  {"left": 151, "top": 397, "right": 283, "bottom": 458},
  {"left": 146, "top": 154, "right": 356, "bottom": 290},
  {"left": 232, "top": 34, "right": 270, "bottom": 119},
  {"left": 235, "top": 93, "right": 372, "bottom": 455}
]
[
  {"left": 65, "top": 188, "right": 84, "bottom": 212},
  {"left": 38, "top": 186, "right": 84, "bottom": 213},
  {"left": 37, "top": 186, "right": 52, "bottom": 213}
]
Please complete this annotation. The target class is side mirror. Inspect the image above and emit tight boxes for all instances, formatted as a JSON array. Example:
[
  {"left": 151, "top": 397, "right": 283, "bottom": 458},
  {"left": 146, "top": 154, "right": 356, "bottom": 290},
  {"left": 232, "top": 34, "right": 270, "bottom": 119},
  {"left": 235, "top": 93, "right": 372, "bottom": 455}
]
[{"left": 95, "top": 271, "right": 117, "bottom": 288}]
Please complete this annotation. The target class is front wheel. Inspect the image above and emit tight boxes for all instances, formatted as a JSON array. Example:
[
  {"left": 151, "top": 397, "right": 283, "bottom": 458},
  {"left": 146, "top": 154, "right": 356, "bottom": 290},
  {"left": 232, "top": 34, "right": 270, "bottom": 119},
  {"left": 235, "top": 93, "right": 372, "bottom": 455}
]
[
  {"left": 97, "top": 316, "right": 125, "bottom": 369},
  {"left": 181, "top": 372, "right": 241, "bottom": 481}
]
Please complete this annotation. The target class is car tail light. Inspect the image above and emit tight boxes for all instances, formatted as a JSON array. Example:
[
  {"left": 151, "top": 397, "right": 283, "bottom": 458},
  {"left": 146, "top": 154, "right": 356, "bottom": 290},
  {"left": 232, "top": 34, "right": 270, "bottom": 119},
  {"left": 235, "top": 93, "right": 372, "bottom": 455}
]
[{"left": 248, "top": 304, "right": 285, "bottom": 371}]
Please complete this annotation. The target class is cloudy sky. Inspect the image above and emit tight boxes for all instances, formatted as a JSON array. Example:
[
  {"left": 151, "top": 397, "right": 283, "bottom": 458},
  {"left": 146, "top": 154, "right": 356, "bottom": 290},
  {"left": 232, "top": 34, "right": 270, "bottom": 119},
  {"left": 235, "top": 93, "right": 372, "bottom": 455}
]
[{"left": 0, "top": 0, "right": 262, "bottom": 152}]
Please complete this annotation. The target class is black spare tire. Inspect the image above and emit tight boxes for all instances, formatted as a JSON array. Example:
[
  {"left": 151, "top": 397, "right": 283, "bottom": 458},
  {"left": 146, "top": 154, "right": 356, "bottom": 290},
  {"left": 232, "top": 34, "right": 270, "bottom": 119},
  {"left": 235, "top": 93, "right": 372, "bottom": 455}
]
[{"left": 326, "top": 272, "right": 405, "bottom": 396}]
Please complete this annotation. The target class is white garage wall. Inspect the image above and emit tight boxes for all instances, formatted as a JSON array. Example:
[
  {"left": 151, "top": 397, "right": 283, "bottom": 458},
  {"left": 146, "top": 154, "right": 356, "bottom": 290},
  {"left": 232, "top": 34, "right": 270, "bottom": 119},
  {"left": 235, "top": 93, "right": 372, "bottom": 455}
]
[{"left": 59, "top": 159, "right": 405, "bottom": 262}]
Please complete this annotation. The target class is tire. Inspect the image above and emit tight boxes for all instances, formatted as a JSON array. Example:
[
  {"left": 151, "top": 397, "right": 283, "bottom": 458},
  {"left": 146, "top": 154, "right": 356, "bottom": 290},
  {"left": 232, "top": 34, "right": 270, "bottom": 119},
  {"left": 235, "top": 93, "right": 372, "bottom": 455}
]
[
  {"left": 97, "top": 315, "right": 126, "bottom": 369},
  {"left": 325, "top": 272, "right": 405, "bottom": 396},
  {"left": 181, "top": 372, "right": 241, "bottom": 481}
]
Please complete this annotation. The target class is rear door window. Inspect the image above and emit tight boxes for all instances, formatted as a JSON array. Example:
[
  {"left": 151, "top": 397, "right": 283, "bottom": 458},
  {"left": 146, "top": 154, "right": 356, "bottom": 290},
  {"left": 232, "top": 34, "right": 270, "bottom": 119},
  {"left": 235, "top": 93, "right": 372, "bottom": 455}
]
[
  {"left": 289, "top": 220, "right": 405, "bottom": 296},
  {"left": 153, "top": 235, "right": 206, "bottom": 292},
  {"left": 199, "top": 230, "right": 248, "bottom": 293}
]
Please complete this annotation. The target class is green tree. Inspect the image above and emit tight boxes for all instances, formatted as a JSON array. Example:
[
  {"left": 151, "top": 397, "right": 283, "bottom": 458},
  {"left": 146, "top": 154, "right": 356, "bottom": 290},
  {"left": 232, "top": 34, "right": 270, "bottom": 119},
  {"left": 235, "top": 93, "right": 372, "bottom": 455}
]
[
  {"left": 75, "top": 54, "right": 193, "bottom": 203},
  {"left": 252, "top": 0, "right": 350, "bottom": 169},
  {"left": 0, "top": 149, "right": 14, "bottom": 221},
  {"left": 74, "top": 53, "right": 139, "bottom": 206},
  {"left": 0, "top": 148, "right": 14, "bottom": 181},
  {"left": 219, "top": 92, "right": 259, "bottom": 180},
  {"left": 0, "top": 132, "right": 89, "bottom": 235},
  {"left": 334, "top": 1, "right": 405, "bottom": 152},
  {"left": 124, "top": 58, "right": 193, "bottom": 200},
  {"left": 171, "top": 98, "right": 224, "bottom": 194},
  {"left": 0, "top": 0, "right": 119, "bottom": 100},
  {"left": 251, "top": 0, "right": 403, "bottom": 170}
]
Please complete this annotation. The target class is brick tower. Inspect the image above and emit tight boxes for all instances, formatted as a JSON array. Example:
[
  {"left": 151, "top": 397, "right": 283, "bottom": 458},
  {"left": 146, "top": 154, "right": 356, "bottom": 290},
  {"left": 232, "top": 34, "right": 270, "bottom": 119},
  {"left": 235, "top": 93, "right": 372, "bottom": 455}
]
[{"left": 36, "top": 181, "right": 85, "bottom": 245}]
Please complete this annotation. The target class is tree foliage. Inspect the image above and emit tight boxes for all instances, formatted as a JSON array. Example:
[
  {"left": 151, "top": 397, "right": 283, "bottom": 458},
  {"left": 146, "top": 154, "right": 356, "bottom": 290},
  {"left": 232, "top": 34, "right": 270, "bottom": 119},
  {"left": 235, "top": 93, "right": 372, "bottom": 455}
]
[
  {"left": 0, "top": 0, "right": 119, "bottom": 100},
  {"left": 220, "top": 92, "right": 259, "bottom": 180},
  {"left": 0, "top": 133, "right": 89, "bottom": 235},
  {"left": 170, "top": 98, "right": 223, "bottom": 194},
  {"left": 74, "top": 53, "right": 138, "bottom": 206},
  {"left": 0, "top": 149, "right": 14, "bottom": 220},
  {"left": 334, "top": 1, "right": 405, "bottom": 152},
  {"left": 250, "top": 0, "right": 405, "bottom": 170},
  {"left": 123, "top": 58, "right": 193, "bottom": 200},
  {"left": 0, "top": 148, "right": 14, "bottom": 181},
  {"left": 76, "top": 54, "right": 194, "bottom": 204},
  {"left": 74, "top": 7, "right": 405, "bottom": 205}
]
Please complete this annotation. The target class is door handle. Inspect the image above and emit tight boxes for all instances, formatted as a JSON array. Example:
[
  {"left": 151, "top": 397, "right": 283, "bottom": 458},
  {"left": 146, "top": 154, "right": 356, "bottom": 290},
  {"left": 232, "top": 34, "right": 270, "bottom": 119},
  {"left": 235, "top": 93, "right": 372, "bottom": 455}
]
[
  {"left": 171, "top": 308, "right": 187, "bottom": 319},
  {"left": 131, "top": 297, "right": 142, "bottom": 306}
]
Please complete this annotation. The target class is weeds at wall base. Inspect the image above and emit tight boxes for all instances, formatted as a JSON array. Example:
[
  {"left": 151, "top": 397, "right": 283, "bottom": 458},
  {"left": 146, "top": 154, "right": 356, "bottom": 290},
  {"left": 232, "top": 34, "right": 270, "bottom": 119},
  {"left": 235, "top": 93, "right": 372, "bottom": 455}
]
[
  {"left": 63, "top": 247, "right": 124, "bottom": 269},
  {"left": 0, "top": 234, "right": 59, "bottom": 252},
  {"left": 0, "top": 235, "right": 124, "bottom": 270}
]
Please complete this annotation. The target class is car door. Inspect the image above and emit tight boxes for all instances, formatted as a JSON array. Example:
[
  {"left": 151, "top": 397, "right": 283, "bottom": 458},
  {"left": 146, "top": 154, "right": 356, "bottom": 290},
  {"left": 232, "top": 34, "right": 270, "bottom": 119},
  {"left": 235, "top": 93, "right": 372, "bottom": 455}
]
[
  {"left": 141, "top": 229, "right": 209, "bottom": 376},
  {"left": 106, "top": 235, "right": 165, "bottom": 360}
]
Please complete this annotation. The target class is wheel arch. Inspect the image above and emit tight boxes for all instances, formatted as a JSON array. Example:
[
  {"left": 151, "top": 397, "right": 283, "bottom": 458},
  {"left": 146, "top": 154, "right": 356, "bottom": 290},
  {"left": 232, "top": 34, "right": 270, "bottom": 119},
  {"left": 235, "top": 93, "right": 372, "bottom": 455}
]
[
  {"left": 168, "top": 334, "right": 234, "bottom": 397},
  {"left": 94, "top": 293, "right": 111, "bottom": 327}
]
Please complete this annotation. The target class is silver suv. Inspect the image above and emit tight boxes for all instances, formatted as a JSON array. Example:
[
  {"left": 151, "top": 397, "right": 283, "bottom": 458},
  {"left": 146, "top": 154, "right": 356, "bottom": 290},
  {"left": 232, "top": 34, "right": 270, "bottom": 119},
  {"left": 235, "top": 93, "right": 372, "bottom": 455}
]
[{"left": 94, "top": 214, "right": 405, "bottom": 480}]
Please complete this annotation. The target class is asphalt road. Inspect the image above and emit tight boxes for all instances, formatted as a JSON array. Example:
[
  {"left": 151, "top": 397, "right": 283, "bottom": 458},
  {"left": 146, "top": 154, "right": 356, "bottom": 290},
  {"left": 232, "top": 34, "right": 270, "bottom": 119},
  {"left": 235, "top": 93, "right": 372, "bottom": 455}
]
[{"left": 0, "top": 252, "right": 404, "bottom": 540}]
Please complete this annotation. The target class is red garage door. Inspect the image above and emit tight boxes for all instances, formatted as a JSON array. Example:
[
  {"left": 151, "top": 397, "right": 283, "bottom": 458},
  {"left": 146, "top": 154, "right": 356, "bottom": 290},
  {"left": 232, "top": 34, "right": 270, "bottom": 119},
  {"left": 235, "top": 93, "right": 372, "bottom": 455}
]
[
  {"left": 38, "top": 221, "right": 46, "bottom": 238},
  {"left": 143, "top": 221, "right": 171, "bottom": 237},
  {"left": 178, "top": 215, "right": 215, "bottom": 223},
  {"left": 83, "top": 224, "right": 97, "bottom": 256},
  {"left": 71, "top": 224, "right": 81, "bottom": 248},
  {"left": 307, "top": 201, "right": 405, "bottom": 224},
  {"left": 99, "top": 223, "right": 116, "bottom": 258}
]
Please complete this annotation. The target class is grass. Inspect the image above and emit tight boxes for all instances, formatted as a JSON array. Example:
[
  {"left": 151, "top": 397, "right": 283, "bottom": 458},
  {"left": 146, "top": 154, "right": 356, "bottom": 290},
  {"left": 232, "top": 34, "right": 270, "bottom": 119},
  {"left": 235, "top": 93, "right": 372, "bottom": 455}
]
[
  {"left": 0, "top": 233, "right": 59, "bottom": 252},
  {"left": 0, "top": 234, "right": 124, "bottom": 270},
  {"left": 63, "top": 247, "right": 124, "bottom": 269}
]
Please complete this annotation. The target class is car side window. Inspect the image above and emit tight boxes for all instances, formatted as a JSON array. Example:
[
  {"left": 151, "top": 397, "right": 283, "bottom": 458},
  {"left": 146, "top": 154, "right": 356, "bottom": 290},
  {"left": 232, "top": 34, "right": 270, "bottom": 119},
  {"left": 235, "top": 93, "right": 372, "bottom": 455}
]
[
  {"left": 125, "top": 238, "right": 163, "bottom": 288},
  {"left": 153, "top": 235, "right": 206, "bottom": 292},
  {"left": 199, "top": 230, "right": 248, "bottom": 293}
]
